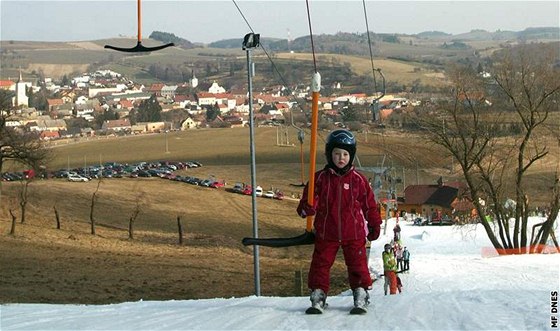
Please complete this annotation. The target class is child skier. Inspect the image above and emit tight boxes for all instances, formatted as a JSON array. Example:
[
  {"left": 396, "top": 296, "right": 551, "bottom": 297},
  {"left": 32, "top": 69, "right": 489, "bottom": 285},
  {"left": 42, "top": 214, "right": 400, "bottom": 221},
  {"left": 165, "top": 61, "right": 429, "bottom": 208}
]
[
  {"left": 403, "top": 246, "right": 410, "bottom": 272},
  {"left": 382, "top": 243, "right": 398, "bottom": 295},
  {"left": 297, "top": 129, "right": 382, "bottom": 314}
]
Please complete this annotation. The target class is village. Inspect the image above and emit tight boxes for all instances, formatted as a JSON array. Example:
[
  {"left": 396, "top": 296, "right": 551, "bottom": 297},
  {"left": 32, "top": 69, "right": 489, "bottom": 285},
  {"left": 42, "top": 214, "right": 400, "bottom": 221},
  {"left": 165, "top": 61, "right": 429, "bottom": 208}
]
[{"left": 0, "top": 68, "right": 418, "bottom": 139}]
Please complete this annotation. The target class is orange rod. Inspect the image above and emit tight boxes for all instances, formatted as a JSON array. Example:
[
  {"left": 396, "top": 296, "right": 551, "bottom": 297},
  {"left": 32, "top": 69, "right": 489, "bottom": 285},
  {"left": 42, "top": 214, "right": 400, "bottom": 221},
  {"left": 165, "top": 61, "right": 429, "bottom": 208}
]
[
  {"left": 306, "top": 90, "right": 320, "bottom": 232},
  {"left": 300, "top": 142, "right": 305, "bottom": 185},
  {"left": 137, "top": 0, "right": 142, "bottom": 42}
]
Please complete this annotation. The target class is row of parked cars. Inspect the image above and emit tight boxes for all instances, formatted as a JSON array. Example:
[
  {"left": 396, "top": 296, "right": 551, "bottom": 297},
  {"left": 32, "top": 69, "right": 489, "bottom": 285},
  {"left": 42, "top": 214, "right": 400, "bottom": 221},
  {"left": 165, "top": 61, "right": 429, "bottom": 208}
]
[
  {"left": 3, "top": 160, "right": 286, "bottom": 202},
  {"left": 231, "top": 183, "right": 284, "bottom": 200},
  {"left": 1, "top": 160, "right": 204, "bottom": 183}
]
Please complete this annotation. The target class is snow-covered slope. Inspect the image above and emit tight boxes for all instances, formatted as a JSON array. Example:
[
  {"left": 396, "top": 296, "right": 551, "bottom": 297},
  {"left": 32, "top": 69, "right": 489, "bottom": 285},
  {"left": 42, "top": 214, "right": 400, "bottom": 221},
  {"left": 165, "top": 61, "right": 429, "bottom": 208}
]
[{"left": 2, "top": 218, "right": 558, "bottom": 330}]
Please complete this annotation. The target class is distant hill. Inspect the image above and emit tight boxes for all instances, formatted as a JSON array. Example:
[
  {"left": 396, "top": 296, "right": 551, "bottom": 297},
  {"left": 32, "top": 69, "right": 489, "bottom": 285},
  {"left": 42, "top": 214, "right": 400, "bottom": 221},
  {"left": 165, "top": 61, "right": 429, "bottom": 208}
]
[
  {"left": 207, "top": 27, "right": 559, "bottom": 55},
  {"left": 149, "top": 31, "right": 198, "bottom": 49},
  {"left": 416, "top": 31, "right": 452, "bottom": 38},
  {"left": 427, "top": 27, "right": 559, "bottom": 41}
]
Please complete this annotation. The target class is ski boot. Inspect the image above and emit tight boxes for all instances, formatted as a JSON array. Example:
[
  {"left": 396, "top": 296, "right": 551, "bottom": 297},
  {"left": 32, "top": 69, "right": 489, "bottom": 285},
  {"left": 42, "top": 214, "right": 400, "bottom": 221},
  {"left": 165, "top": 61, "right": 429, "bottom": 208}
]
[
  {"left": 305, "top": 289, "right": 327, "bottom": 314},
  {"left": 350, "top": 287, "right": 369, "bottom": 315}
]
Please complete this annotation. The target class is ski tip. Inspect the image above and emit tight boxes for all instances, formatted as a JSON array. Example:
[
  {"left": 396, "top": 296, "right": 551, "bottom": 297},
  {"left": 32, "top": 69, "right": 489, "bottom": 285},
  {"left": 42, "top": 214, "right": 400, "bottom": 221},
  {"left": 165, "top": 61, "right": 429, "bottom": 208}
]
[
  {"left": 305, "top": 307, "right": 323, "bottom": 314},
  {"left": 349, "top": 307, "right": 367, "bottom": 315}
]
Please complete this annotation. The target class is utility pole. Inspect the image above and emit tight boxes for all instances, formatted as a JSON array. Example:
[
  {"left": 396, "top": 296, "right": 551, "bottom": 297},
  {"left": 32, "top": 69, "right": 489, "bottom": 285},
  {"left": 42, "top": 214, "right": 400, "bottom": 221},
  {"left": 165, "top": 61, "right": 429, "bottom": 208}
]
[{"left": 243, "top": 32, "right": 261, "bottom": 297}]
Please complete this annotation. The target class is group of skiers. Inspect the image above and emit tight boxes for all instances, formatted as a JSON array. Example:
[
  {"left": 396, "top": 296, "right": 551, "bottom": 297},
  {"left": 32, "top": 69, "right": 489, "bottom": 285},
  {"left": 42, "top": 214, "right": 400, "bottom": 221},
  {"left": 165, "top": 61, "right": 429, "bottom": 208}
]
[{"left": 296, "top": 129, "right": 413, "bottom": 314}]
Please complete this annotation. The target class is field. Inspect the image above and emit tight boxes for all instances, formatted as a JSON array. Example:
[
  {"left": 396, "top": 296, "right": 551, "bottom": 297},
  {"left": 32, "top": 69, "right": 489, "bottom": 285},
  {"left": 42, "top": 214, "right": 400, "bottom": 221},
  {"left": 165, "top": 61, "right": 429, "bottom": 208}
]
[
  {"left": 273, "top": 53, "right": 447, "bottom": 87},
  {"left": 0, "top": 127, "right": 558, "bottom": 304}
]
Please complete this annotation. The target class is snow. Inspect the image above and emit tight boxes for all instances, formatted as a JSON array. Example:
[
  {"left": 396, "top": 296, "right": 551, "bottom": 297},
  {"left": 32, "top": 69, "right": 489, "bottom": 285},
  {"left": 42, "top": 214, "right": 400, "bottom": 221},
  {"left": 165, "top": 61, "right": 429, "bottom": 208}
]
[{"left": 2, "top": 217, "right": 559, "bottom": 330}]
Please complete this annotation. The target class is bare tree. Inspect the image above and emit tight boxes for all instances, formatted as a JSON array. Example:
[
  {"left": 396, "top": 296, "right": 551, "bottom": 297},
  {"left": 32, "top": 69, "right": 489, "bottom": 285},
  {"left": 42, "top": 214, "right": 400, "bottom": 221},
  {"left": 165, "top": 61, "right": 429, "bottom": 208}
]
[
  {"left": 90, "top": 180, "right": 102, "bottom": 235},
  {"left": 413, "top": 43, "right": 560, "bottom": 254},
  {"left": 18, "top": 179, "right": 31, "bottom": 224},
  {"left": 0, "top": 90, "right": 51, "bottom": 206},
  {"left": 9, "top": 209, "right": 17, "bottom": 235},
  {"left": 128, "top": 191, "right": 145, "bottom": 240},
  {"left": 54, "top": 205, "right": 61, "bottom": 229}
]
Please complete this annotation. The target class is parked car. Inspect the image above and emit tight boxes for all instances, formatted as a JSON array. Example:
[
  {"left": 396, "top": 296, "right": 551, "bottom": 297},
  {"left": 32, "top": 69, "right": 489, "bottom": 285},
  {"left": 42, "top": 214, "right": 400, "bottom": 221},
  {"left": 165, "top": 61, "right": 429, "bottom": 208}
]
[
  {"left": 200, "top": 179, "right": 213, "bottom": 187},
  {"left": 264, "top": 190, "right": 275, "bottom": 198},
  {"left": 413, "top": 217, "right": 428, "bottom": 226},
  {"left": 68, "top": 174, "right": 89, "bottom": 182},
  {"left": 232, "top": 183, "right": 244, "bottom": 193},
  {"left": 242, "top": 185, "right": 253, "bottom": 195},
  {"left": 210, "top": 181, "right": 225, "bottom": 188},
  {"left": 255, "top": 186, "right": 263, "bottom": 197},
  {"left": 186, "top": 177, "right": 201, "bottom": 185}
]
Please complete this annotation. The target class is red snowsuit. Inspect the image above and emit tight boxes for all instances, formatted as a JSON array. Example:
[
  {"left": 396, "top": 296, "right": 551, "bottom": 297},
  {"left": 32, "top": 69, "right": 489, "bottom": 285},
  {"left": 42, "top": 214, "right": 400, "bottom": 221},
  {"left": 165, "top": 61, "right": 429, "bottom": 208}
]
[{"left": 297, "top": 166, "right": 382, "bottom": 294}]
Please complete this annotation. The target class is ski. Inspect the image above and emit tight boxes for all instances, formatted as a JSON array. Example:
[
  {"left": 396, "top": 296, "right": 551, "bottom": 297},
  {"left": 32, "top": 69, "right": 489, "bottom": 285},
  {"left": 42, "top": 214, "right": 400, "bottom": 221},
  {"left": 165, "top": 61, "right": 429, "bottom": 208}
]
[
  {"left": 242, "top": 231, "right": 314, "bottom": 247},
  {"left": 305, "top": 303, "right": 327, "bottom": 314},
  {"left": 349, "top": 306, "right": 367, "bottom": 315}
]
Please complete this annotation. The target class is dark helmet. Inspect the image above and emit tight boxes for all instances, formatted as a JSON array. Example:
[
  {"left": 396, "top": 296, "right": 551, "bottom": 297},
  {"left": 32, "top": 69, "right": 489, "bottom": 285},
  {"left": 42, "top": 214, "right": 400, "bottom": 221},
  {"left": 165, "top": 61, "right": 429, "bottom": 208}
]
[
  {"left": 325, "top": 129, "right": 356, "bottom": 174},
  {"left": 384, "top": 243, "right": 392, "bottom": 251}
]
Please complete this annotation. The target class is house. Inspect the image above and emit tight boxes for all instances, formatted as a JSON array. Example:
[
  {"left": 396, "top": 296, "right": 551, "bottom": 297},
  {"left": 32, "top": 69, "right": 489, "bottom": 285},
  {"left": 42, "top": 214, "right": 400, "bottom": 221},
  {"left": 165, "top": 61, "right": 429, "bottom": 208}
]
[
  {"left": 174, "top": 95, "right": 195, "bottom": 108},
  {"left": 51, "top": 103, "right": 74, "bottom": 119},
  {"left": 75, "top": 95, "right": 89, "bottom": 105},
  {"left": 102, "top": 119, "right": 131, "bottom": 132},
  {"left": 214, "top": 93, "right": 236, "bottom": 110},
  {"left": 180, "top": 117, "right": 197, "bottom": 130},
  {"left": 131, "top": 122, "right": 166, "bottom": 133},
  {"left": 208, "top": 81, "right": 225, "bottom": 94},
  {"left": 47, "top": 98, "right": 64, "bottom": 112},
  {"left": 217, "top": 103, "right": 229, "bottom": 115},
  {"left": 118, "top": 99, "right": 134, "bottom": 110},
  {"left": 398, "top": 181, "right": 460, "bottom": 221},
  {"left": 131, "top": 124, "right": 147, "bottom": 134},
  {"left": 148, "top": 83, "right": 165, "bottom": 97},
  {"left": 161, "top": 85, "right": 178, "bottom": 99},
  {"left": 137, "top": 121, "right": 166, "bottom": 133},
  {"left": 15, "top": 107, "right": 40, "bottom": 118},
  {"left": 222, "top": 115, "right": 244, "bottom": 128},
  {"left": 0, "top": 80, "right": 15, "bottom": 90},
  {"left": 40, "top": 131, "right": 60, "bottom": 140},
  {"left": 88, "top": 86, "right": 123, "bottom": 98},
  {"left": 104, "top": 91, "right": 152, "bottom": 103},
  {"left": 75, "top": 103, "right": 95, "bottom": 121},
  {"left": 196, "top": 92, "right": 216, "bottom": 106},
  {"left": 26, "top": 117, "right": 67, "bottom": 133}
]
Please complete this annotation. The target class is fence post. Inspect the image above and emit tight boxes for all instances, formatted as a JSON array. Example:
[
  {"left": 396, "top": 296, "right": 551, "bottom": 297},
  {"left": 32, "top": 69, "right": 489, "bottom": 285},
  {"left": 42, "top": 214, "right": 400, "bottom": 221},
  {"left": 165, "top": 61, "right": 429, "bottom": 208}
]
[
  {"left": 294, "top": 270, "right": 303, "bottom": 296},
  {"left": 177, "top": 216, "right": 183, "bottom": 245}
]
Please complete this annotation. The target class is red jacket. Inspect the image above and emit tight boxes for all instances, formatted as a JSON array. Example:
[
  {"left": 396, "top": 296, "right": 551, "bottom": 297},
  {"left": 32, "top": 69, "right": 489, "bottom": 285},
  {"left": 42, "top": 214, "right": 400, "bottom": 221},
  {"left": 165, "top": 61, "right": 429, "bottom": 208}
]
[{"left": 297, "top": 166, "right": 382, "bottom": 241}]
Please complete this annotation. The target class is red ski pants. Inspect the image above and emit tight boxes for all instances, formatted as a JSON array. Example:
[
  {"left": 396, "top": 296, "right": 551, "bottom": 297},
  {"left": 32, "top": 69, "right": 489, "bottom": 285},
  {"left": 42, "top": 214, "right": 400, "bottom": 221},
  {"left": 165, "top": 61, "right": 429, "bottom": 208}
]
[
  {"left": 384, "top": 270, "right": 398, "bottom": 295},
  {"left": 308, "top": 238, "right": 372, "bottom": 295}
]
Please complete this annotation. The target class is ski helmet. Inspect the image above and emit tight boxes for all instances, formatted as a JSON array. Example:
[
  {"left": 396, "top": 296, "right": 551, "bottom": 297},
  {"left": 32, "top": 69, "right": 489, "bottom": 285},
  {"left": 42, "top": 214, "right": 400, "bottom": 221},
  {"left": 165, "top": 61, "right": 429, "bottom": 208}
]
[
  {"left": 384, "top": 243, "right": 392, "bottom": 251},
  {"left": 325, "top": 129, "right": 356, "bottom": 174}
]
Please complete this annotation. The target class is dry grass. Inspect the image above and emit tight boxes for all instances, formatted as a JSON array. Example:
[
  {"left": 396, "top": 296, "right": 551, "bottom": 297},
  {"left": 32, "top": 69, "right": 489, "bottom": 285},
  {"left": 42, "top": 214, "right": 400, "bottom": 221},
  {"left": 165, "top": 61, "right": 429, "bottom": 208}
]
[
  {"left": 273, "top": 52, "right": 448, "bottom": 87},
  {"left": 0, "top": 127, "right": 557, "bottom": 304}
]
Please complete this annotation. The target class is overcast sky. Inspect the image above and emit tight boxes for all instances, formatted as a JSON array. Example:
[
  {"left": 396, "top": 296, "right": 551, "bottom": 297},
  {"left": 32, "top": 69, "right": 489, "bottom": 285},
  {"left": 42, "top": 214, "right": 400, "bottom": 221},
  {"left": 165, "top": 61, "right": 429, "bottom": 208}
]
[{"left": 1, "top": 1, "right": 558, "bottom": 43}]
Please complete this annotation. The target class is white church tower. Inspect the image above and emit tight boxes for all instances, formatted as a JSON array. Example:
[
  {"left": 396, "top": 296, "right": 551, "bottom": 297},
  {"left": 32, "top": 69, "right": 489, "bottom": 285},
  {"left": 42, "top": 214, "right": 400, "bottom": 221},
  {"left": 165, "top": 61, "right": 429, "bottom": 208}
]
[
  {"left": 190, "top": 70, "right": 198, "bottom": 89},
  {"left": 14, "top": 69, "right": 30, "bottom": 107}
]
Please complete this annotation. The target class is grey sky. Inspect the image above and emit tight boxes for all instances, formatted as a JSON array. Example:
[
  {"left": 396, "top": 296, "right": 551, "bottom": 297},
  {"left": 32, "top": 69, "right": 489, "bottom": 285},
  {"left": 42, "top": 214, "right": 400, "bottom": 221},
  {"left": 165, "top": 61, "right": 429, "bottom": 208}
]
[{"left": 1, "top": 1, "right": 558, "bottom": 43}]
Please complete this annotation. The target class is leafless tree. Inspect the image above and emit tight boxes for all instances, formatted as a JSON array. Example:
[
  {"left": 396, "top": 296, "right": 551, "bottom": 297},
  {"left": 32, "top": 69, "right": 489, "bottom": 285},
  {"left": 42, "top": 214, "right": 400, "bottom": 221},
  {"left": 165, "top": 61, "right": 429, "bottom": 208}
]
[
  {"left": 128, "top": 191, "right": 145, "bottom": 240},
  {"left": 412, "top": 43, "right": 560, "bottom": 254},
  {"left": 90, "top": 180, "right": 102, "bottom": 235},
  {"left": 9, "top": 209, "right": 17, "bottom": 235},
  {"left": 18, "top": 179, "right": 31, "bottom": 224},
  {"left": 0, "top": 90, "right": 51, "bottom": 206},
  {"left": 54, "top": 205, "right": 61, "bottom": 229}
]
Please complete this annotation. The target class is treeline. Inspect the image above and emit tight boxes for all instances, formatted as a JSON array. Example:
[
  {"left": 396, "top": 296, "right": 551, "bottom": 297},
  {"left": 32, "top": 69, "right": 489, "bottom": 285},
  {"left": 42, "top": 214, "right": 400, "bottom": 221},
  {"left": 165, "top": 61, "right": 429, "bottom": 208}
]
[{"left": 149, "top": 31, "right": 198, "bottom": 49}]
